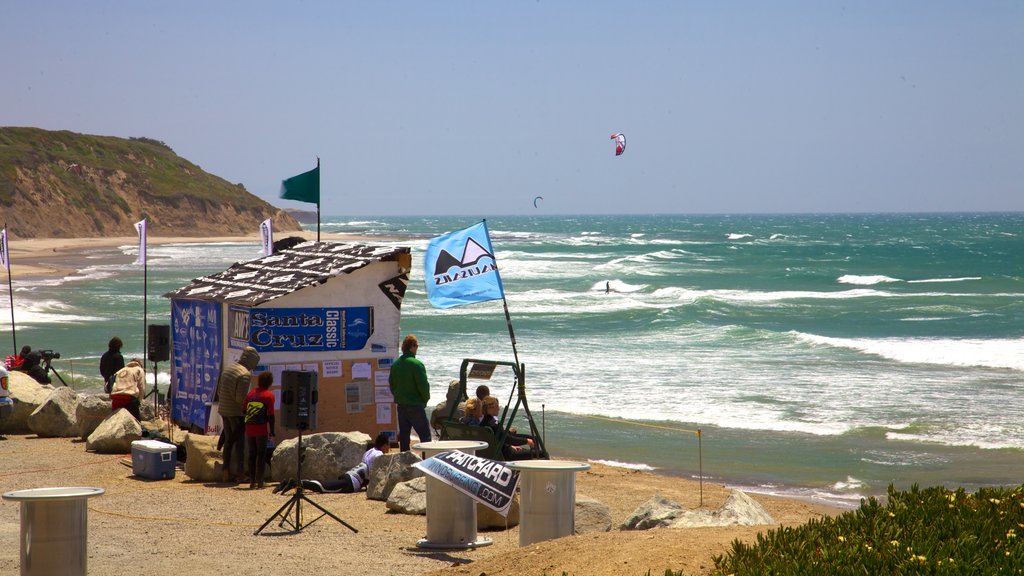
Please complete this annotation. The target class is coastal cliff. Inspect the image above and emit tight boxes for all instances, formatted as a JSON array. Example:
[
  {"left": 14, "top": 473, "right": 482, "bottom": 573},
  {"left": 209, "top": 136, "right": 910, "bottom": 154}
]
[{"left": 0, "top": 127, "right": 302, "bottom": 239}]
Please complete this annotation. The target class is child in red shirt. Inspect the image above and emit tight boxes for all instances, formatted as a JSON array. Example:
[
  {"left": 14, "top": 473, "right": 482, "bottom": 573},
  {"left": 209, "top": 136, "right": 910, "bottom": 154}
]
[{"left": 244, "top": 371, "right": 276, "bottom": 489}]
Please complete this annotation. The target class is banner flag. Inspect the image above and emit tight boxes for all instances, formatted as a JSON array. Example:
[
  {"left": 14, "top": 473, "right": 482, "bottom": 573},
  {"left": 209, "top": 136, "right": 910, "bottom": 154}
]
[
  {"left": 260, "top": 218, "right": 274, "bottom": 256},
  {"left": 0, "top": 226, "right": 8, "bottom": 270},
  {"left": 423, "top": 221, "right": 505, "bottom": 308},
  {"left": 134, "top": 219, "right": 147, "bottom": 265},
  {"left": 280, "top": 165, "right": 320, "bottom": 204},
  {"left": 412, "top": 451, "right": 521, "bottom": 516}
]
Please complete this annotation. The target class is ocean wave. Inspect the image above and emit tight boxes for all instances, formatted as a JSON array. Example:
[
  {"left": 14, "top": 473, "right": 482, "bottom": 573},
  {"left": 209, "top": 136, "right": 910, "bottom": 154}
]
[
  {"left": 727, "top": 233, "right": 753, "bottom": 240},
  {"left": 906, "top": 277, "right": 982, "bottom": 283},
  {"left": 591, "top": 280, "right": 647, "bottom": 293},
  {"left": 0, "top": 300, "right": 107, "bottom": 325},
  {"left": 588, "top": 459, "right": 655, "bottom": 471},
  {"left": 794, "top": 332, "right": 1024, "bottom": 371},
  {"left": 837, "top": 274, "right": 902, "bottom": 285}
]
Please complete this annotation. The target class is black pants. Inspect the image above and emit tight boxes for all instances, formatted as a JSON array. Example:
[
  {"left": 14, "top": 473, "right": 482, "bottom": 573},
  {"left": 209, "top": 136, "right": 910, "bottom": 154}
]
[{"left": 247, "top": 435, "right": 268, "bottom": 485}]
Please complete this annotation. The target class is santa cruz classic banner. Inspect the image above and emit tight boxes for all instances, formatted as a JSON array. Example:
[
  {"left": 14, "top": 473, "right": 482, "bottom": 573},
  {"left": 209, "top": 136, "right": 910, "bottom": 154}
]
[
  {"left": 229, "top": 305, "right": 373, "bottom": 352},
  {"left": 423, "top": 221, "right": 505, "bottom": 309},
  {"left": 413, "top": 450, "right": 521, "bottom": 516}
]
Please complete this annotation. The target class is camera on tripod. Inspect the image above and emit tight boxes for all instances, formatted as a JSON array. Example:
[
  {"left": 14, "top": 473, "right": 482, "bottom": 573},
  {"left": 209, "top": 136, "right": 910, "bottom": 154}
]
[{"left": 39, "top": 350, "right": 61, "bottom": 363}]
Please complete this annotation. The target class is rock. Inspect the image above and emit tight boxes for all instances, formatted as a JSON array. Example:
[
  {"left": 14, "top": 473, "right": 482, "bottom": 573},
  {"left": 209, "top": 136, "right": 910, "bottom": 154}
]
[
  {"left": 621, "top": 491, "right": 776, "bottom": 530},
  {"left": 27, "top": 386, "right": 79, "bottom": 437},
  {"left": 386, "top": 476, "right": 426, "bottom": 515},
  {"left": 76, "top": 394, "right": 112, "bottom": 439},
  {"left": 620, "top": 494, "right": 686, "bottom": 530},
  {"left": 0, "top": 372, "right": 56, "bottom": 434},
  {"left": 183, "top": 432, "right": 222, "bottom": 482},
  {"left": 366, "top": 450, "right": 423, "bottom": 501},
  {"left": 478, "top": 494, "right": 520, "bottom": 529},
  {"left": 668, "top": 490, "right": 775, "bottom": 528},
  {"left": 86, "top": 410, "right": 143, "bottom": 453},
  {"left": 271, "top": 431, "right": 371, "bottom": 482},
  {"left": 574, "top": 494, "right": 612, "bottom": 533}
]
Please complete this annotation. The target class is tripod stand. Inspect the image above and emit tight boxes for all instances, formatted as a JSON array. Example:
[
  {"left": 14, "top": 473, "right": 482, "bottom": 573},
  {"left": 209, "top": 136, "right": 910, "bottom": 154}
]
[
  {"left": 254, "top": 428, "right": 358, "bottom": 535},
  {"left": 142, "top": 361, "right": 161, "bottom": 415},
  {"left": 42, "top": 358, "right": 68, "bottom": 386}
]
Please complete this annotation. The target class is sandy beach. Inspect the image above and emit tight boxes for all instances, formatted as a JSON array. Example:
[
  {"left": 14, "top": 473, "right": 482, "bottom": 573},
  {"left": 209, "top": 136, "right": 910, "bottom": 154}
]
[{"left": 0, "top": 434, "right": 840, "bottom": 576}]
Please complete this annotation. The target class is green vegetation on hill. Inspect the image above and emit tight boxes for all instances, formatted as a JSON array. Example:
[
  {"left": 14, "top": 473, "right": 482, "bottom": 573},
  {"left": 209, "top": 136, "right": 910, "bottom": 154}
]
[
  {"left": 0, "top": 127, "right": 297, "bottom": 238},
  {"left": 0, "top": 127, "right": 261, "bottom": 208}
]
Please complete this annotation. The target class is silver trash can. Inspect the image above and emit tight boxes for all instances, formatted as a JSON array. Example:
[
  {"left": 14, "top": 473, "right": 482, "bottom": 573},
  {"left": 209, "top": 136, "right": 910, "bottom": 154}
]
[{"left": 3, "top": 487, "right": 105, "bottom": 576}]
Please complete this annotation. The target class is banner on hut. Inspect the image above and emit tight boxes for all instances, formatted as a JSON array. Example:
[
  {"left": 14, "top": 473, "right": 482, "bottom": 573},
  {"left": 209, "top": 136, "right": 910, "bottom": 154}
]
[
  {"left": 170, "top": 299, "right": 222, "bottom": 429},
  {"left": 413, "top": 451, "right": 521, "bottom": 516},
  {"left": 228, "top": 305, "right": 373, "bottom": 352}
]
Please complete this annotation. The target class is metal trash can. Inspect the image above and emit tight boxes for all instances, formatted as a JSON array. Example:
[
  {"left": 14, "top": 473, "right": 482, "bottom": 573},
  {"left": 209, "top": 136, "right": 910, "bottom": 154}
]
[
  {"left": 2, "top": 487, "right": 105, "bottom": 576},
  {"left": 413, "top": 440, "right": 491, "bottom": 549},
  {"left": 507, "top": 460, "right": 590, "bottom": 546}
]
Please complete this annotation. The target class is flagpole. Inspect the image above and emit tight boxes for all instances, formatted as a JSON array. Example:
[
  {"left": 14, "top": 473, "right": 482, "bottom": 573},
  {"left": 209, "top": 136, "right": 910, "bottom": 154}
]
[
  {"left": 316, "top": 157, "right": 321, "bottom": 242},
  {"left": 3, "top": 224, "right": 16, "bottom": 354}
]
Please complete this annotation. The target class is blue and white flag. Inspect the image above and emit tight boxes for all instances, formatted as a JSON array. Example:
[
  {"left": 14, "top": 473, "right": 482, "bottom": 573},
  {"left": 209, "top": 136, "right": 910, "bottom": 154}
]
[
  {"left": 260, "top": 218, "right": 274, "bottom": 256},
  {"left": 423, "top": 221, "right": 505, "bottom": 309},
  {"left": 134, "top": 219, "right": 147, "bottom": 265}
]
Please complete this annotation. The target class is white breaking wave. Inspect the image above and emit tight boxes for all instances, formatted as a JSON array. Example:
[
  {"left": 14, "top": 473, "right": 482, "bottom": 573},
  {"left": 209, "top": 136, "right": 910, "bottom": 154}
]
[
  {"left": 795, "top": 332, "right": 1024, "bottom": 371},
  {"left": 837, "top": 274, "right": 902, "bottom": 285},
  {"left": 906, "top": 277, "right": 982, "bottom": 283},
  {"left": 588, "top": 459, "right": 656, "bottom": 471},
  {"left": 727, "top": 233, "right": 753, "bottom": 240}
]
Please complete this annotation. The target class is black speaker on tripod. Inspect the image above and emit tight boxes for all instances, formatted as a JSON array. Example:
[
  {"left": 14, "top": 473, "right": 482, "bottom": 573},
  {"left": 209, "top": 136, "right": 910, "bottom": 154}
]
[
  {"left": 147, "top": 324, "right": 170, "bottom": 363},
  {"left": 281, "top": 370, "right": 318, "bottom": 431}
]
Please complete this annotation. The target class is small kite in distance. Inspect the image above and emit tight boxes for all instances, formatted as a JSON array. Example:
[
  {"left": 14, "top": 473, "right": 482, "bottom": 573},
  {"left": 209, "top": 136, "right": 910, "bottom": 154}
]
[
  {"left": 533, "top": 196, "right": 543, "bottom": 208},
  {"left": 610, "top": 133, "right": 626, "bottom": 156}
]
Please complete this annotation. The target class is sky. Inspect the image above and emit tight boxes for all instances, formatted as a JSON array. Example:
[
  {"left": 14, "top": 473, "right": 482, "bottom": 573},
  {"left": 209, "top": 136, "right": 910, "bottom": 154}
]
[{"left": 2, "top": 1, "right": 1022, "bottom": 217}]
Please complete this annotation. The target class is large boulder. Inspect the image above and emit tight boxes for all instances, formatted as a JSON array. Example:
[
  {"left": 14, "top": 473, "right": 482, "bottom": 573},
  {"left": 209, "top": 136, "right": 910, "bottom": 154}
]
[
  {"left": 76, "top": 394, "right": 112, "bottom": 439},
  {"left": 621, "top": 491, "right": 775, "bottom": 530},
  {"left": 271, "top": 431, "right": 371, "bottom": 482},
  {"left": 366, "top": 450, "right": 423, "bottom": 501},
  {"left": 86, "top": 409, "right": 143, "bottom": 453},
  {"left": 386, "top": 476, "right": 426, "bottom": 515},
  {"left": 183, "top": 432, "right": 222, "bottom": 482},
  {"left": 28, "top": 386, "right": 79, "bottom": 437},
  {"left": 574, "top": 494, "right": 612, "bottom": 533},
  {"left": 0, "top": 372, "right": 56, "bottom": 434}
]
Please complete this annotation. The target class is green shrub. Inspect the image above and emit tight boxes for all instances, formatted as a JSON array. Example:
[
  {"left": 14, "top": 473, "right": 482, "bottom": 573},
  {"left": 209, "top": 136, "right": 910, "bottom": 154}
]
[{"left": 712, "top": 484, "right": 1024, "bottom": 575}]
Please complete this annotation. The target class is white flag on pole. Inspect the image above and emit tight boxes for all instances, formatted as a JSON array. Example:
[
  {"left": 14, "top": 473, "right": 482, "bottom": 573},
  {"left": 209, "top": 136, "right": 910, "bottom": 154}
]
[
  {"left": 260, "top": 218, "right": 274, "bottom": 256},
  {"left": 134, "top": 219, "right": 147, "bottom": 265},
  {"left": 0, "top": 226, "right": 9, "bottom": 270}
]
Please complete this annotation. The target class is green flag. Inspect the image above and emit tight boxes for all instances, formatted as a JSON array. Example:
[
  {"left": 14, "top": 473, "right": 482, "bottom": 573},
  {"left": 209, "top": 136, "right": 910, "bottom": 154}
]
[{"left": 280, "top": 165, "right": 320, "bottom": 204}]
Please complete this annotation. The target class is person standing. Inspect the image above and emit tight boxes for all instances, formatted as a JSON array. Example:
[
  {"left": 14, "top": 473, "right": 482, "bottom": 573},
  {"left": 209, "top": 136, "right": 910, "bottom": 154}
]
[
  {"left": 110, "top": 359, "right": 146, "bottom": 420},
  {"left": 388, "top": 334, "right": 431, "bottom": 451},
  {"left": 100, "top": 337, "right": 125, "bottom": 393},
  {"left": 243, "top": 371, "right": 275, "bottom": 490},
  {"left": 216, "top": 346, "right": 260, "bottom": 483}
]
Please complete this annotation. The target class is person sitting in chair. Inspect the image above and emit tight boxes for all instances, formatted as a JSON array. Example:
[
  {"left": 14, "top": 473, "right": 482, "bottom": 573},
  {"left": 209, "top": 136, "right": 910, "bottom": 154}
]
[
  {"left": 459, "top": 397, "right": 483, "bottom": 426},
  {"left": 481, "top": 395, "right": 536, "bottom": 460}
]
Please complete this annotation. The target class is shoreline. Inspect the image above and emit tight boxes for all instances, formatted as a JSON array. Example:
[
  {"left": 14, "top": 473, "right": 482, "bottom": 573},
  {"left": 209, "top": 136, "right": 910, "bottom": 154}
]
[{"left": 4, "top": 231, "right": 374, "bottom": 279}]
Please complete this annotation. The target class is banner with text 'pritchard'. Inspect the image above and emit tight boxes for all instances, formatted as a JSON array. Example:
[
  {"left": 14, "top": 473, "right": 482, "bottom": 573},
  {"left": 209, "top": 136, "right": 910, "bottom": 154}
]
[{"left": 413, "top": 450, "right": 521, "bottom": 516}]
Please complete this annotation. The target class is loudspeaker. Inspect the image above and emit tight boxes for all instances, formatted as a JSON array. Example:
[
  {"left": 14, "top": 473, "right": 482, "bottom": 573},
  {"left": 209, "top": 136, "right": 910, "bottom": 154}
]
[
  {"left": 147, "top": 324, "right": 170, "bottom": 362},
  {"left": 281, "top": 370, "right": 318, "bottom": 431}
]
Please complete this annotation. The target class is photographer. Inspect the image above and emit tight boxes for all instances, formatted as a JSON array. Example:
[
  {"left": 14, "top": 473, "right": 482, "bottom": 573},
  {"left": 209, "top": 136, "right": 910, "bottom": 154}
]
[{"left": 21, "top": 352, "right": 51, "bottom": 385}]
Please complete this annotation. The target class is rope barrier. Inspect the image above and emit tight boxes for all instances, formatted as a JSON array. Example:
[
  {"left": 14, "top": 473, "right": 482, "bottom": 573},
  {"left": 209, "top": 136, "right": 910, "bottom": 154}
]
[
  {"left": 89, "top": 506, "right": 259, "bottom": 528},
  {"left": 0, "top": 455, "right": 124, "bottom": 479},
  {"left": 548, "top": 410, "right": 705, "bottom": 506}
]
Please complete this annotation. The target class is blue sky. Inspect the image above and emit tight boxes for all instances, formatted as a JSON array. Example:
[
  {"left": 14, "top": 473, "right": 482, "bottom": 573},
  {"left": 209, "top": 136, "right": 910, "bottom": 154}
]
[{"left": 2, "top": 1, "right": 1021, "bottom": 216}]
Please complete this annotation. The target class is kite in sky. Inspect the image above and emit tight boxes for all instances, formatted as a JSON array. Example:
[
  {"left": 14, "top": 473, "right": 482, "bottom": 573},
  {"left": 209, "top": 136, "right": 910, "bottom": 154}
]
[
  {"left": 533, "top": 196, "right": 543, "bottom": 208},
  {"left": 610, "top": 133, "right": 626, "bottom": 156}
]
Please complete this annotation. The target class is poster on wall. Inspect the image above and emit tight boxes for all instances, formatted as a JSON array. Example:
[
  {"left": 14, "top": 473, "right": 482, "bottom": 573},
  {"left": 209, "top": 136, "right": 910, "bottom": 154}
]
[
  {"left": 229, "top": 305, "right": 375, "bottom": 352},
  {"left": 171, "top": 299, "right": 222, "bottom": 429}
]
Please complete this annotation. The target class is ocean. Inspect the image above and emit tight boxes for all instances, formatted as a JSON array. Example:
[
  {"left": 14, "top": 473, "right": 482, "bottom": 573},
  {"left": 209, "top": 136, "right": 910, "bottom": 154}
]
[{"left": 5, "top": 213, "right": 1023, "bottom": 507}]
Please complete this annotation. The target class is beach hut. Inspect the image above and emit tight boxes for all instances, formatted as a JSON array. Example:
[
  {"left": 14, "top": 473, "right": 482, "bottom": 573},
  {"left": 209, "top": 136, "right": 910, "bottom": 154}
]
[{"left": 163, "top": 241, "right": 412, "bottom": 443}]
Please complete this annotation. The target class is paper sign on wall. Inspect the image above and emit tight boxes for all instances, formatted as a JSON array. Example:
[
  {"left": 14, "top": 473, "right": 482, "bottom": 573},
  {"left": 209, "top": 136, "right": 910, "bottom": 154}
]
[
  {"left": 377, "top": 403, "right": 392, "bottom": 424},
  {"left": 352, "top": 362, "right": 372, "bottom": 379},
  {"left": 323, "top": 360, "right": 343, "bottom": 378}
]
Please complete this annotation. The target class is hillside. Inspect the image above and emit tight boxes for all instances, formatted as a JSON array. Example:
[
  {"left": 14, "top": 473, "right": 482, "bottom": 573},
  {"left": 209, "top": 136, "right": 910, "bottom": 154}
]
[{"left": 0, "top": 127, "right": 303, "bottom": 239}]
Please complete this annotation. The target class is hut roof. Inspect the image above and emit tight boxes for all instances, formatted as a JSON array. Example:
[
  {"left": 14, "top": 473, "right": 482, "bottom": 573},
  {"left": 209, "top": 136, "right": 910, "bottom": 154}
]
[{"left": 163, "top": 241, "right": 410, "bottom": 306}]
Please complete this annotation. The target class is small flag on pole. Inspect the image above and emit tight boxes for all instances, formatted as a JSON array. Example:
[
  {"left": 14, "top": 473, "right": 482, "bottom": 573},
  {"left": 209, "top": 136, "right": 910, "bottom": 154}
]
[
  {"left": 0, "top": 226, "right": 9, "bottom": 270},
  {"left": 280, "top": 165, "right": 320, "bottom": 205},
  {"left": 134, "top": 219, "right": 147, "bottom": 265},
  {"left": 260, "top": 218, "right": 274, "bottom": 256},
  {"left": 423, "top": 221, "right": 505, "bottom": 309}
]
